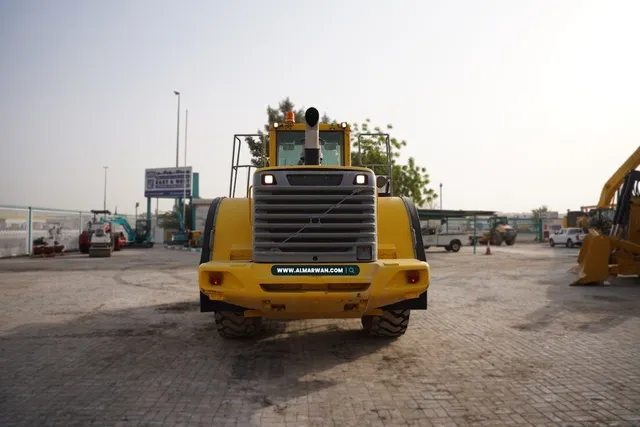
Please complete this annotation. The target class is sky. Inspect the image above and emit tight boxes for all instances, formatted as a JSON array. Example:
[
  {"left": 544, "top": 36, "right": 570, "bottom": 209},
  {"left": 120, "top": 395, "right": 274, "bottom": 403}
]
[{"left": 1, "top": 0, "right": 639, "bottom": 216}]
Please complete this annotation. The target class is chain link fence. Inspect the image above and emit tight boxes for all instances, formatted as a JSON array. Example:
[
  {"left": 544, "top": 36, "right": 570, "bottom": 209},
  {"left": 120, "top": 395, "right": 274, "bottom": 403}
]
[
  {"left": 434, "top": 216, "right": 549, "bottom": 242},
  {"left": 0, "top": 205, "right": 164, "bottom": 258}
]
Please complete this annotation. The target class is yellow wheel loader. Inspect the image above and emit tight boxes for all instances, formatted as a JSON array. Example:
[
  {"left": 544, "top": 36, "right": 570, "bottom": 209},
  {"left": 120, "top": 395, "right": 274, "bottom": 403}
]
[
  {"left": 198, "top": 108, "right": 431, "bottom": 339},
  {"left": 572, "top": 168, "right": 640, "bottom": 285},
  {"left": 472, "top": 216, "right": 517, "bottom": 246}
]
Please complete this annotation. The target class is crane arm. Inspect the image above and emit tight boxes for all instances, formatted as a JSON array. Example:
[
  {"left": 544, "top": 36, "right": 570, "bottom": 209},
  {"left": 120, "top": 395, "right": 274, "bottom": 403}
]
[
  {"left": 597, "top": 146, "right": 640, "bottom": 208},
  {"left": 110, "top": 216, "right": 137, "bottom": 242},
  {"left": 176, "top": 210, "right": 186, "bottom": 231}
]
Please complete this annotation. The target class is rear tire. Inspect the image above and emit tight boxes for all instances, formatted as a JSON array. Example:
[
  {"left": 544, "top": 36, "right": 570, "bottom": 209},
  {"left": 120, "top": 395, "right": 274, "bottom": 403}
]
[
  {"left": 566, "top": 239, "right": 574, "bottom": 248},
  {"left": 362, "top": 309, "right": 410, "bottom": 337},
  {"left": 449, "top": 240, "right": 461, "bottom": 252},
  {"left": 549, "top": 239, "right": 555, "bottom": 247},
  {"left": 215, "top": 311, "right": 262, "bottom": 339}
]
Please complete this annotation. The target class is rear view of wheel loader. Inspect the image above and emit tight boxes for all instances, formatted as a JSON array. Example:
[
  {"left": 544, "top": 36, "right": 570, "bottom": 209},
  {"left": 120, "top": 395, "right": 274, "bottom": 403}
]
[
  {"left": 572, "top": 170, "right": 640, "bottom": 285},
  {"left": 198, "top": 107, "right": 431, "bottom": 339}
]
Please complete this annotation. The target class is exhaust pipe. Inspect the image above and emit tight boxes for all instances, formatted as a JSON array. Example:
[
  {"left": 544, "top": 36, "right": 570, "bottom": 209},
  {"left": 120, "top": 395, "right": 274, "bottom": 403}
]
[{"left": 303, "top": 107, "right": 321, "bottom": 166}]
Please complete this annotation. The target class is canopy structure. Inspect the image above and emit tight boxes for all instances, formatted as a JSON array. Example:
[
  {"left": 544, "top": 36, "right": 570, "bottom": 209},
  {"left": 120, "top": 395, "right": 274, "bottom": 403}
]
[
  {"left": 417, "top": 209, "right": 498, "bottom": 255},
  {"left": 417, "top": 209, "right": 497, "bottom": 221}
]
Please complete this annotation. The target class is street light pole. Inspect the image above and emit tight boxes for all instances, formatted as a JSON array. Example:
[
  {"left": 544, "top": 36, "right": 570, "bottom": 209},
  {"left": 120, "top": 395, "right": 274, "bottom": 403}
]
[
  {"left": 103, "top": 166, "right": 108, "bottom": 212},
  {"left": 439, "top": 183, "right": 443, "bottom": 210},
  {"left": 174, "top": 91, "right": 180, "bottom": 168},
  {"left": 183, "top": 109, "right": 189, "bottom": 226}
]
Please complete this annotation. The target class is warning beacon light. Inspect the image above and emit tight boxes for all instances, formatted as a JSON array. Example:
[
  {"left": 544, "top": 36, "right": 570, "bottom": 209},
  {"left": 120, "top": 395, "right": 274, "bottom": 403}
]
[{"left": 285, "top": 111, "right": 295, "bottom": 123}]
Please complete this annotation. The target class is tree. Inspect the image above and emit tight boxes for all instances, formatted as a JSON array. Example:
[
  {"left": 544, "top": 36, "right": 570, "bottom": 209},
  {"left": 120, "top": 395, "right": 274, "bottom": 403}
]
[
  {"left": 421, "top": 198, "right": 440, "bottom": 210},
  {"left": 157, "top": 202, "right": 193, "bottom": 230},
  {"left": 531, "top": 205, "right": 549, "bottom": 219},
  {"left": 246, "top": 98, "right": 437, "bottom": 206}
]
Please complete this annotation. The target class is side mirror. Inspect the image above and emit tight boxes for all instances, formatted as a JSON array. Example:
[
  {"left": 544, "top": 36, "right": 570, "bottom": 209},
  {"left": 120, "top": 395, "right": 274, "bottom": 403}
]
[
  {"left": 376, "top": 175, "right": 391, "bottom": 197},
  {"left": 376, "top": 175, "right": 388, "bottom": 189}
]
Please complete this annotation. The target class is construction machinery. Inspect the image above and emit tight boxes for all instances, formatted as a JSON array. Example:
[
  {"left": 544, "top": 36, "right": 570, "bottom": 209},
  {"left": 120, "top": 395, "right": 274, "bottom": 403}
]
[
  {"left": 110, "top": 216, "right": 155, "bottom": 248},
  {"left": 471, "top": 216, "right": 517, "bottom": 246},
  {"left": 80, "top": 210, "right": 122, "bottom": 255},
  {"left": 198, "top": 107, "right": 430, "bottom": 339},
  {"left": 89, "top": 226, "right": 113, "bottom": 257},
  {"left": 564, "top": 206, "right": 615, "bottom": 233},
  {"left": 572, "top": 146, "right": 640, "bottom": 285}
]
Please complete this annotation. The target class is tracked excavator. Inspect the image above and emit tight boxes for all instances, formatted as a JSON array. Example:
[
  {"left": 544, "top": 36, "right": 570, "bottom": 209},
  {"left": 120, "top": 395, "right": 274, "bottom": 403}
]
[
  {"left": 571, "top": 146, "right": 640, "bottom": 285},
  {"left": 198, "top": 108, "right": 431, "bottom": 338}
]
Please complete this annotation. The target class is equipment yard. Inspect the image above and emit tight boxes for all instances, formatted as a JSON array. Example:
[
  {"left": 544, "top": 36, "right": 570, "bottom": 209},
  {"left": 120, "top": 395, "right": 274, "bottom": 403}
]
[{"left": 1, "top": 247, "right": 638, "bottom": 427}]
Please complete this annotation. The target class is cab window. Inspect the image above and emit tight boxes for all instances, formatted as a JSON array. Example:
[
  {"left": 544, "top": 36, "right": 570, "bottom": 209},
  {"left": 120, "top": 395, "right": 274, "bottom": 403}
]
[{"left": 275, "top": 131, "right": 344, "bottom": 166}]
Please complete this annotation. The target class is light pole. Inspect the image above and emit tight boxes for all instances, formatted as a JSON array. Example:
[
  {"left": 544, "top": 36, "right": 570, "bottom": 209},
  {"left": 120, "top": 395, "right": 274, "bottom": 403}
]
[
  {"left": 103, "top": 166, "right": 108, "bottom": 211},
  {"left": 174, "top": 91, "right": 180, "bottom": 168},
  {"left": 439, "top": 183, "right": 443, "bottom": 210},
  {"left": 183, "top": 109, "right": 189, "bottom": 226}
]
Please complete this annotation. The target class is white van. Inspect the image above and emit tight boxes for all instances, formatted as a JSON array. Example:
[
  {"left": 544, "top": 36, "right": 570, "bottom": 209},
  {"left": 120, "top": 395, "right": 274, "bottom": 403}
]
[{"left": 420, "top": 222, "right": 467, "bottom": 252}]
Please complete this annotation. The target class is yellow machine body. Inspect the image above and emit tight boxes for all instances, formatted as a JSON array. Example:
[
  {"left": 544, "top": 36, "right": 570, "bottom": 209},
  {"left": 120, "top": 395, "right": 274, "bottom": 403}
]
[
  {"left": 572, "top": 172, "right": 640, "bottom": 285},
  {"left": 198, "top": 193, "right": 430, "bottom": 320},
  {"left": 198, "top": 108, "right": 430, "bottom": 337}
]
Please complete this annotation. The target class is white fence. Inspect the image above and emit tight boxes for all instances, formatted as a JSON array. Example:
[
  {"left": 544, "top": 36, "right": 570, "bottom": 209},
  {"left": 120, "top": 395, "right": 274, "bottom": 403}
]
[{"left": 0, "top": 206, "right": 163, "bottom": 258}]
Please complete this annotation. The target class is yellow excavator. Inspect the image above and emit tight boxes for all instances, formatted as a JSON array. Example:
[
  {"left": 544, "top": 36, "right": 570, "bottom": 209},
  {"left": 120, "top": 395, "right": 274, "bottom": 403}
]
[
  {"left": 572, "top": 146, "right": 640, "bottom": 285},
  {"left": 198, "top": 108, "right": 431, "bottom": 338}
]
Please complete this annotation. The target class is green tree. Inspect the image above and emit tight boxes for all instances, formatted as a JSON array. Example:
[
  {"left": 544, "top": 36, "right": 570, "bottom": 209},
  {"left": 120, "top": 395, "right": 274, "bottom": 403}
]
[
  {"left": 531, "top": 205, "right": 549, "bottom": 219},
  {"left": 157, "top": 203, "right": 193, "bottom": 230},
  {"left": 246, "top": 98, "right": 437, "bottom": 206},
  {"left": 350, "top": 120, "right": 436, "bottom": 206}
]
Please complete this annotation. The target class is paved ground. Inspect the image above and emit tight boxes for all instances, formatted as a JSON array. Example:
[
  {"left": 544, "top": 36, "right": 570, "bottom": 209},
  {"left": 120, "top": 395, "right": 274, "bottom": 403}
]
[{"left": 0, "top": 245, "right": 639, "bottom": 427}]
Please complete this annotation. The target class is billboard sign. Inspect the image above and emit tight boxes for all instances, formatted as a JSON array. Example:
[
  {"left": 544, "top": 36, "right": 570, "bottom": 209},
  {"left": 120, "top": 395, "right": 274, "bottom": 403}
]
[{"left": 144, "top": 167, "right": 193, "bottom": 198}]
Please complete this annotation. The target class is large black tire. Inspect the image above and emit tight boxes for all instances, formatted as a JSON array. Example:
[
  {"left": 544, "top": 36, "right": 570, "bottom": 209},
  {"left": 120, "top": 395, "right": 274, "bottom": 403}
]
[
  {"left": 566, "top": 239, "right": 574, "bottom": 248},
  {"left": 449, "top": 240, "right": 461, "bottom": 252},
  {"left": 505, "top": 238, "right": 515, "bottom": 246},
  {"left": 215, "top": 311, "right": 262, "bottom": 339},
  {"left": 362, "top": 309, "right": 410, "bottom": 337}
]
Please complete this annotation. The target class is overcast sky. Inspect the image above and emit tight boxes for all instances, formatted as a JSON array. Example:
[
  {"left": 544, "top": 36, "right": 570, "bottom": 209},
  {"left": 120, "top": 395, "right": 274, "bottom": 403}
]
[{"left": 1, "top": 0, "right": 638, "bottom": 215}]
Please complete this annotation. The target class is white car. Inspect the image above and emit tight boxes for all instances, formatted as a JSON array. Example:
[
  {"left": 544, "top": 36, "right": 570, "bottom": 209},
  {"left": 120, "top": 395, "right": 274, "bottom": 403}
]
[{"left": 549, "top": 227, "right": 585, "bottom": 248}]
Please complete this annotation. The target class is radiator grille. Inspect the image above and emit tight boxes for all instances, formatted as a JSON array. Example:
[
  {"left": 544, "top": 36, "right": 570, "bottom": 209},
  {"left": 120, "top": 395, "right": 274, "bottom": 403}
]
[{"left": 252, "top": 170, "right": 377, "bottom": 263}]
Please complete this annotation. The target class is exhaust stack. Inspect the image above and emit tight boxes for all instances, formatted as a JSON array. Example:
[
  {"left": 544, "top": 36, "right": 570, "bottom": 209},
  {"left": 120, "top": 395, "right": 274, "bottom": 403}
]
[{"left": 303, "top": 107, "right": 321, "bottom": 165}]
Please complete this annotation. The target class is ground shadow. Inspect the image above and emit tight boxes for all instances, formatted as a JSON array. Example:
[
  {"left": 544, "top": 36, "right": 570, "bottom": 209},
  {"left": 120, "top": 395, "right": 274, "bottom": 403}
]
[
  {"left": 513, "top": 264, "right": 640, "bottom": 333},
  {"left": 0, "top": 252, "right": 190, "bottom": 273},
  {"left": 0, "top": 300, "right": 391, "bottom": 426}
]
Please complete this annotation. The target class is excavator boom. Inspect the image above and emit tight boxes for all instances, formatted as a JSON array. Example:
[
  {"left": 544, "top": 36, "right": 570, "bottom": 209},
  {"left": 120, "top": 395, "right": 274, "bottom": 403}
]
[{"left": 596, "top": 146, "right": 640, "bottom": 208}]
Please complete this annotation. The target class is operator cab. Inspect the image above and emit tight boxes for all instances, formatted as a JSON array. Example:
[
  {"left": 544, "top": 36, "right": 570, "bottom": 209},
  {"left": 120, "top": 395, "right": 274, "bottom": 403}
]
[
  {"left": 268, "top": 109, "right": 392, "bottom": 196},
  {"left": 273, "top": 123, "right": 347, "bottom": 166}
]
